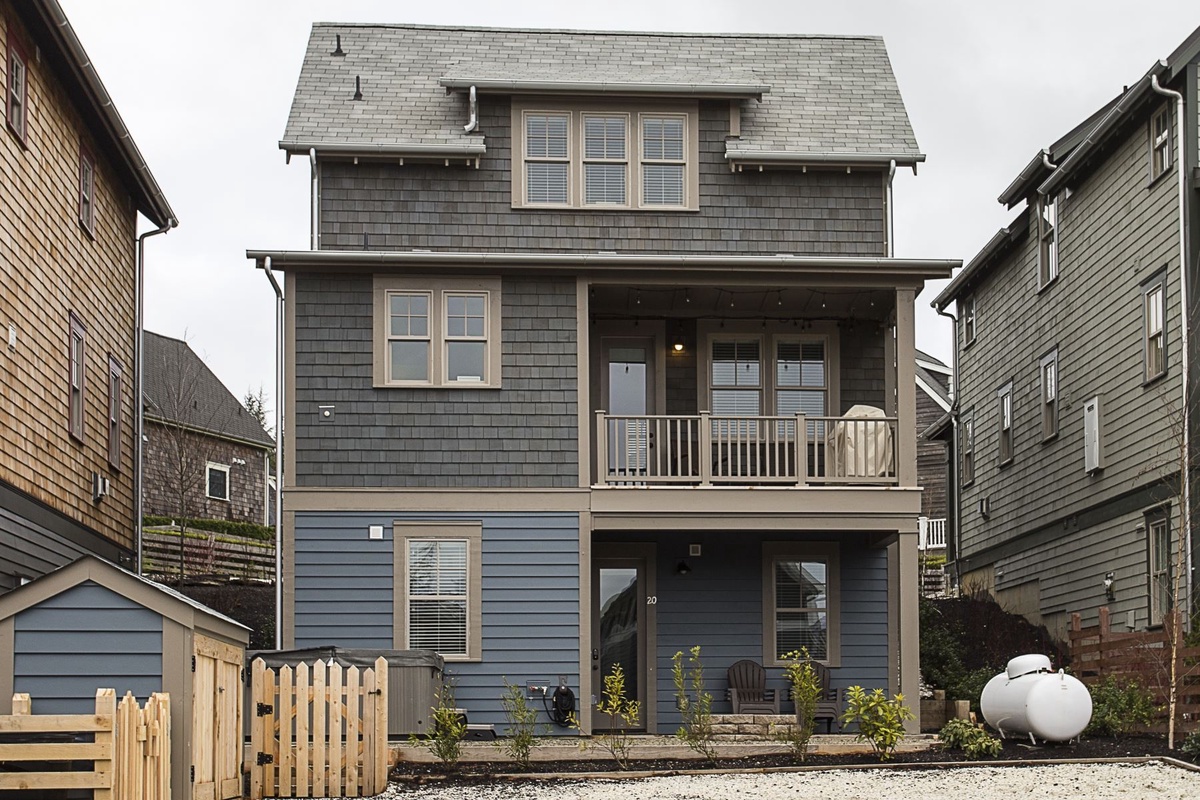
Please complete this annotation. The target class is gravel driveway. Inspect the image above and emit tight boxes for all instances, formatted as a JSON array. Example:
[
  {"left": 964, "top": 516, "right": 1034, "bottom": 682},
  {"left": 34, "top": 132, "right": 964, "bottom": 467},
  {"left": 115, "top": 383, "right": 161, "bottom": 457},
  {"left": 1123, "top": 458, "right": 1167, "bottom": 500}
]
[{"left": 380, "top": 762, "right": 1196, "bottom": 799}]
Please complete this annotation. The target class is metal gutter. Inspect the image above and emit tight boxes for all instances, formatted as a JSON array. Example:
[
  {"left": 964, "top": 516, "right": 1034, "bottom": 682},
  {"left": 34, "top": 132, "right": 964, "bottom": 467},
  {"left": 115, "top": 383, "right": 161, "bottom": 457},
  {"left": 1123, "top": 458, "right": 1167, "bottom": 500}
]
[
  {"left": 725, "top": 150, "right": 925, "bottom": 167},
  {"left": 141, "top": 414, "right": 275, "bottom": 452},
  {"left": 439, "top": 76, "right": 769, "bottom": 99},
  {"left": 280, "top": 140, "right": 487, "bottom": 158},
  {"left": 36, "top": 0, "right": 175, "bottom": 227},
  {"left": 998, "top": 149, "right": 1052, "bottom": 208},
  {"left": 933, "top": 211, "right": 1030, "bottom": 310}
]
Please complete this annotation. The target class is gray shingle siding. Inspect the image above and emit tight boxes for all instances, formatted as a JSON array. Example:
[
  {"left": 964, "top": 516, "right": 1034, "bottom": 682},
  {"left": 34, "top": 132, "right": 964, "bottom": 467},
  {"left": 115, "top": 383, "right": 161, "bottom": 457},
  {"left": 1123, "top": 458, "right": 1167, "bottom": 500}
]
[
  {"left": 839, "top": 330, "right": 886, "bottom": 411},
  {"left": 13, "top": 581, "right": 163, "bottom": 714},
  {"left": 318, "top": 100, "right": 885, "bottom": 255},
  {"left": 294, "top": 274, "right": 578, "bottom": 487}
]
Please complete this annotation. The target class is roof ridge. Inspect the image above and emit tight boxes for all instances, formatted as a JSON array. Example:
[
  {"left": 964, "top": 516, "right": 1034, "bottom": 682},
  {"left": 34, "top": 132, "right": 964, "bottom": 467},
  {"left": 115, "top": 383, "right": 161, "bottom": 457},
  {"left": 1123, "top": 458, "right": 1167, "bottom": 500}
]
[{"left": 310, "top": 21, "right": 882, "bottom": 41}]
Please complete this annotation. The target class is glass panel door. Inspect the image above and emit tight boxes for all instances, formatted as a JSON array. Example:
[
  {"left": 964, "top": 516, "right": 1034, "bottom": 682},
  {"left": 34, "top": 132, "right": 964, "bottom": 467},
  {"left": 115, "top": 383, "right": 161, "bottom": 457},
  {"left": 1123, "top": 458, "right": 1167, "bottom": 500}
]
[
  {"left": 593, "top": 561, "right": 645, "bottom": 730},
  {"left": 602, "top": 338, "right": 656, "bottom": 480}
]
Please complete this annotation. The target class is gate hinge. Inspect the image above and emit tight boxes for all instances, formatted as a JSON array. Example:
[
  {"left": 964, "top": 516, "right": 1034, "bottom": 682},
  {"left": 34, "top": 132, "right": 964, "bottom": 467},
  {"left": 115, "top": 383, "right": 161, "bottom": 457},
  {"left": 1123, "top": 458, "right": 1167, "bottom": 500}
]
[
  {"left": 256, "top": 702, "right": 274, "bottom": 717},
  {"left": 190, "top": 765, "right": 195, "bottom": 782},
  {"left": 191, "top": 655, "right": 196, "bottom": 672},
  {"left": 256, "top": 752, "right": 274, "bottom": 766}
]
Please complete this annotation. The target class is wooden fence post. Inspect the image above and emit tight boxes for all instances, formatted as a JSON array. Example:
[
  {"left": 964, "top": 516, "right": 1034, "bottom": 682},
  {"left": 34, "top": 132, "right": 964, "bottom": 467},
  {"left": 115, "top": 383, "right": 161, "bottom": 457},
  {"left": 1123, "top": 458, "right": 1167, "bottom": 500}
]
[{"left": 93, "top": 688, "right": 116, "bottom": 800}]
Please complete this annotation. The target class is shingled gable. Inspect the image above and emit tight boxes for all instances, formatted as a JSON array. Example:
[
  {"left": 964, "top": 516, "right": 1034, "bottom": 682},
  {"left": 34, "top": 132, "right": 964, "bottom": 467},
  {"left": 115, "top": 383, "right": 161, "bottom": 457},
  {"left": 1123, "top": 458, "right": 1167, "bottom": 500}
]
[
  {"left": 143, "top": 332, "right": 274, "bottom": 449},
  {"left": 280, "top": 23, "right": 924, "bottom": 168}
]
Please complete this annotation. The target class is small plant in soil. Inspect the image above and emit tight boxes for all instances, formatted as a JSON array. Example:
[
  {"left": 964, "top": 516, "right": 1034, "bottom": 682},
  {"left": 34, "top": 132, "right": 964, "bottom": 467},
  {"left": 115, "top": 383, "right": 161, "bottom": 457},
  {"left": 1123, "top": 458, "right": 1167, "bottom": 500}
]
[
  {"left": 1180, "top": 729, "right": 1200, "bottom": 763},
  {"left": 413, "top": 679, "right": 467, "bottom": 769},
  {"left": 497, "top": 679, "right": 546, "bottom": 770},
  {"left": 840, "top": 685, "right": 914, "bottom": 761},
  {"left": 775, "top": 648, "right": 820, "bottom": 761},
  {"left": 583, "top": 663, "right": 641, "bottom": 769},
  {"left": 671, "top": 645, "right": 717, "bottom": 764},
  {"left": 1085, "top": 675, "right": 1158, "bottom": 738},
  {"left": 937, "top": 718, "right": 1002, "bottom": 759}
]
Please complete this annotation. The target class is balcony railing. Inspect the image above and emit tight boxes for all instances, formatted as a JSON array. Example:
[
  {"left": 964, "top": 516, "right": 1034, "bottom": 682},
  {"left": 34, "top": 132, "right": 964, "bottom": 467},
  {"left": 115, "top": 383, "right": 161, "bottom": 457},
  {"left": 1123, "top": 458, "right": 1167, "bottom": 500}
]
[
  {"left": 595, "top": 412, "right": 898, "bottom": 487},
  {"left": 918, "top": 517, "right": 947, "bottom": 551}
]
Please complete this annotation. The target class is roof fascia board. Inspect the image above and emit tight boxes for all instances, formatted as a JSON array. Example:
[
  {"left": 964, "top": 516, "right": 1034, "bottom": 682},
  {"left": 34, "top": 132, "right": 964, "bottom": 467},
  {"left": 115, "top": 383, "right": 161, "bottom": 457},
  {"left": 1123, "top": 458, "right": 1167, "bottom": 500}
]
[
  {"left": 916, "top": 373, "right": 952, "bottom": 412},
  {"left": 726, "top": 150, "right": 925, "bottom": 168},
  {"left": 144, "top": 413, "right": 275, "bottom": 450},
  {"left": 439, "top": 77, "right": 768, "bottom": 99},
  {"left": 247, "top": 249, "right": 958, "bottom": 282},
  {"left": 916, "top": 357, "right": 951, "bottom": 375},
  {"left": 280, "top": 140, "right": 487, "bottom": 158},
  {"left": 933, "top": 210, "right": 1030, "bottom": 309},
  {"left": 1165, "top": 24, "right": 1200, "bottom": 76}
]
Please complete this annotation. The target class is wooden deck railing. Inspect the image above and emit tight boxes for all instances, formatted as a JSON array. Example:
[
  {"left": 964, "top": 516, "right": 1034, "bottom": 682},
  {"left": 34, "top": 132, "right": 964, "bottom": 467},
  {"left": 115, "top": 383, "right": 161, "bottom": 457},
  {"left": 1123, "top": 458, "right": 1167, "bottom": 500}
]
[{"left": 595, "top": 412, "right": 898, "bottom": 486}]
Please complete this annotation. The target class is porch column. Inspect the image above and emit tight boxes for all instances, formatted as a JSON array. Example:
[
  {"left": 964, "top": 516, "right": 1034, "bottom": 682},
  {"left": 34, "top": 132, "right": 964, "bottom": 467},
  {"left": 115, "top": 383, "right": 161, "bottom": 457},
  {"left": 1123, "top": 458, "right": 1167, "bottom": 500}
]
[
  {"left": 898, "top": 528, "right": 921, "bottom": 733},
  {"left": 894, "top": 288, "right": 917, "bottom": 487}
]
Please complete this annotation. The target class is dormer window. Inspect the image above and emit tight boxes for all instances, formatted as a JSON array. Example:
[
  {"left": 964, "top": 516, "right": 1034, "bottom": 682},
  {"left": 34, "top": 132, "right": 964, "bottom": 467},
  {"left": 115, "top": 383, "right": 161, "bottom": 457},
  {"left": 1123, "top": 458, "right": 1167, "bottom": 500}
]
[{"left": 512, "top": 99, "right": 698, "bottom": 210}]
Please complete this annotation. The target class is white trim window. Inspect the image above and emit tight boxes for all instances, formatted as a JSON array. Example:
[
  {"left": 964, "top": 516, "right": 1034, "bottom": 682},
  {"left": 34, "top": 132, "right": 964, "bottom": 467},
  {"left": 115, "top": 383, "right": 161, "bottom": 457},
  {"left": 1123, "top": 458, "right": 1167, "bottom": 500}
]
[
  {"left": 1151, "top": 105, "right": 1172, "bottom": 179},
  {"left": 1148, "top": 512, "right": 1171, "bottom": 622},
  {"left": 443, "top": 292, "right": 488, "bottom": 383},
  {"left": 1040, "top": 350, "right": 1058, "bottom": 440},
  {"left": 206, "top": 462, "right": 230, "bottom": 501},
  {"left": 775, "top": 338, "right": 827, "bottom": 437},
  {"left": 6, "top": 34, "right": 27, "bottom": 144},
  {"left": 582, "top": 114, "right": 628, "bottom": 206},
  {"left": 79, "top": 146, "right": 96, "bottom": 235},
  {"left": 640, "top": 114, "right": 687, "bottom": 207},
  {"left": 710, "top": 338, "right": 762, "bottom": 418},
  {"left": 960, "top": 410, "right": 975, "bottom": 486},
  {"left": 406, "top": 538, "right": 469, "bottom": 655},
  {"left": 1038, "top": 194, "right": 1058, "bottom": 287},
  {"left": 998, "top": 381, "right": 1014, "bottom": 465},
  {"left": 524, "top": 112, "right": 570, "bottom": 205},
  {"left": 68, "top": 313, "right": 86, "bottom": 442},
  {"left": 107, "top": 356, "right": 122, "bottom": 471},
  {"left": 763, "top": 542, "right": 840, "bottom": 666},
  {"left": 961, "top": 295, "right": 976, "bottom": 345},
  {"left": 386, "top": 291, "right": 432, "bottom": 383},
  {"left": 1143, "top": 276, "right": 1166, "bottom": 382}
]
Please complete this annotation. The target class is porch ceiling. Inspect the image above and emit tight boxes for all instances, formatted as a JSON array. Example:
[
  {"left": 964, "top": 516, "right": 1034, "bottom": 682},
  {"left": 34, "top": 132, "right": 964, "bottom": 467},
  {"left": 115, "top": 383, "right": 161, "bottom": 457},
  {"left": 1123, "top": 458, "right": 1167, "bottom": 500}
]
[{"left": 589, "top": 285, "right": 893, "bottom": 323}]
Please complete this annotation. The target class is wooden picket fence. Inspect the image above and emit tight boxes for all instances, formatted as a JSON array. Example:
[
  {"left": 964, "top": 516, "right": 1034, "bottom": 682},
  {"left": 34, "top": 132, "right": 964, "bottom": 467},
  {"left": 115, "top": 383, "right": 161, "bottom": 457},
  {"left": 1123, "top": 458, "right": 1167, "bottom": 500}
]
[
  {"left": 0, "top": 689, "right": 169, "bottom": 799},
  {"left": 249, "top": 656, "right": 388, "bottom": 799},
  {"left": 1069, "top": 607, "right": 1200, "bottom": 731}
]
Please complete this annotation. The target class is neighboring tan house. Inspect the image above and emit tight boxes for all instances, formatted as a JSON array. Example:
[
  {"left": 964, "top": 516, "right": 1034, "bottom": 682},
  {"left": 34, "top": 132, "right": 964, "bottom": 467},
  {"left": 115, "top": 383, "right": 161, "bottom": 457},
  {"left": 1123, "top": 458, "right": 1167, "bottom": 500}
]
[
  {"left": 933, "top": 27, "right": 1200, "bottom": 641},
  {"left": 249, "top": 23, "right": 957, "bottom": 734},
  {"left": 0, "top": 0, "right": 174, "bottom": 592},
  {"left": 142, "top": 331, "right": 274, "bottom": 526}
]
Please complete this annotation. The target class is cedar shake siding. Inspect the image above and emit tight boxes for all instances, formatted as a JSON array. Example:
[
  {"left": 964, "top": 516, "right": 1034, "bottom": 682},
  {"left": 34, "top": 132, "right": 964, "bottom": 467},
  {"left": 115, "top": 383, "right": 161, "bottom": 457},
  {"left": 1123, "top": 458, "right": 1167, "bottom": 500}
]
[
  {"left": 142, "top": 424, "right": 270, "bottom": 525},
  {"left": 916, "top": 387, "right": 948, "bottom": 520}
]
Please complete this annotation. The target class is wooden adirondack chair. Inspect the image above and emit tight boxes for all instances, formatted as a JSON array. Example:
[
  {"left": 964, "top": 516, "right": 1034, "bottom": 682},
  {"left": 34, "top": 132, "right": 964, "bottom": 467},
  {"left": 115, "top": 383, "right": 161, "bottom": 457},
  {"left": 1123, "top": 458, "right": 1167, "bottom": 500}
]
[
  {"left": 726, "top": 659, "right": 780, "bottom": 714},
  {"left": 811, "top": 660, "right": 841, "bottom": 733}
]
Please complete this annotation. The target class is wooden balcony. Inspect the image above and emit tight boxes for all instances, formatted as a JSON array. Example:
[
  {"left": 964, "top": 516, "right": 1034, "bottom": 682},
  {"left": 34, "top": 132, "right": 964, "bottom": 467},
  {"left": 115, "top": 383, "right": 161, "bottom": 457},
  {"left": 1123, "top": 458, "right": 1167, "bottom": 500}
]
[{"left": 594, "top": 411, "right": 898, "bottom": 487}]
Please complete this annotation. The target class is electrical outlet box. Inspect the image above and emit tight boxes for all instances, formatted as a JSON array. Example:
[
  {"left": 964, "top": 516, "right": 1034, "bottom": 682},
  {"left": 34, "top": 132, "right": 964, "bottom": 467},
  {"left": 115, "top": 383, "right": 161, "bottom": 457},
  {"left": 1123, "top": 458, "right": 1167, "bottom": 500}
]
[{"left": 526, "top": 683, "right": 546, "bottom": 698}]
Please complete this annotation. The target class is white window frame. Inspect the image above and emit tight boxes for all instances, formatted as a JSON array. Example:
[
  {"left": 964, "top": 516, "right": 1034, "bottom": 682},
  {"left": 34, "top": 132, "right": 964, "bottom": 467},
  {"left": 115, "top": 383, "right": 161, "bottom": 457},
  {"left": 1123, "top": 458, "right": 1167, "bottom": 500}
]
[
  {"left": 79, "top": 145, "right": 96, "bottom": 236},
  {"left": 68, "top": 313, "right": 85, "bottom": 443},
  {"left": 1151, "top": 104, "right": 1172, "bottom": 180},
  {"left": 637, "top": 112, "right": 689, "bottom": 209},
  {"left": 762, "top": 541, "right": 840, "bottom": 667},
  {"left": 998, "top": 381, "right": 1014, "bottom": 466},
  {"left": 1147, "top": 510, "right": 1171, "bottom": 623},
  {"left": 960, "top": 409, "right": 975, "bottom": 486},
  {"left": 1142, "top": 272, "right": 1167, "bottom": 383},
  {"left": 511, "top": 99, "right": 699, "bottom": 211},
  {"left": 581, "top": 112, "right": 630, "bottom": 207},
  {"left": 522, "top": 110, "right": 571, "bottom": 207},
  {"left": 205, "top": 462, "right": 230, "bottom": 501},
  {"left": 373, "top": 276, "right": 502, "bottom": 389},
  {"left": 6, "top": 33, "right": 27, "bottom": 145},
  {"left": 393, "top": 520, "right": 482, "bottom": 662},
  {"left": 107, "top": 355, "right": 122, "bottom": 471},
  {"left": 1040, "top": 349, "right": 1058, "bottom": 441},
  {"left": 1038, "top": 194, "right": 1058, "bottom": 288},
  {"left": 961, "top": 294, "right": 976, "bottom": 345}
]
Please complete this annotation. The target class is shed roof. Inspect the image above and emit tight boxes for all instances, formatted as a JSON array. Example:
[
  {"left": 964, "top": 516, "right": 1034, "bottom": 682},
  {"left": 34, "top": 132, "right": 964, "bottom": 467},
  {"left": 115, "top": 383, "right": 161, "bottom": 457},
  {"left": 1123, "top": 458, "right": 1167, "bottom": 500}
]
[
  {"left": 281, "top": 23, "right": 922, "bottom": 165},
  {"left": 0, "top": 556, "right": 249, "bottom": 644}
]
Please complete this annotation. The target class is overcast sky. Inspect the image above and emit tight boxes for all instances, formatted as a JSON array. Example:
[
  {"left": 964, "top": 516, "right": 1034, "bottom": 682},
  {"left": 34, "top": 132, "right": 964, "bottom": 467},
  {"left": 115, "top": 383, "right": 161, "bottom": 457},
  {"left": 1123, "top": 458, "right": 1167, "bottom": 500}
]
[{"left": 58, "top": 0, "right": 1200, "bottom": 414}]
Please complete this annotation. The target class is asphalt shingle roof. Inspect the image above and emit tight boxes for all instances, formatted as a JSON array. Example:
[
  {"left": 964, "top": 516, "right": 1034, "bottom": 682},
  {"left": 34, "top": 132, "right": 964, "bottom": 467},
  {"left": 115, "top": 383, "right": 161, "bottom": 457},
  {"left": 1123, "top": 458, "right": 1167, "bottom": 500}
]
[
  {"left": 143, "top": 332, "right": 274, "bottom": 448},
  {"left": 282, "top": 24, "right": 921, "bottom": 160}
]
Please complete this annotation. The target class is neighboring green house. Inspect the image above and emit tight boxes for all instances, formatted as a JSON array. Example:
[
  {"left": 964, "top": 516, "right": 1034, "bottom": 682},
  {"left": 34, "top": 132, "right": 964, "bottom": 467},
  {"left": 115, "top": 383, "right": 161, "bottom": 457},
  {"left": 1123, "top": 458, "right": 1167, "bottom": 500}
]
[
  {"left": 934, "top": 26, "right": 1200, "bottom": 641},
  {"left": 249, "top": 23, "right": 957, "bottom": 734}
]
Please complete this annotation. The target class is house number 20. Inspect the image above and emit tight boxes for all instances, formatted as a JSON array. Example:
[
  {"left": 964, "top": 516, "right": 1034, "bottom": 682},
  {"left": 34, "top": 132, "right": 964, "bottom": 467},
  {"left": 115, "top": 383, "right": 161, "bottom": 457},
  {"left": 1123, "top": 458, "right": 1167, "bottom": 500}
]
[{"left": 646, "top": 596, "right": 657, "bottom": 605}]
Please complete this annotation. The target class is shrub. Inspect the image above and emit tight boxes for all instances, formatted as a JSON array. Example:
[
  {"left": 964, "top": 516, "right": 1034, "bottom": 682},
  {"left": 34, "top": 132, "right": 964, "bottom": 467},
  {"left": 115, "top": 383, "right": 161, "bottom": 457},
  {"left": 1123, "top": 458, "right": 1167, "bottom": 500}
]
[
  {"left": 671, "top": 646, "right": 717, "bottom": 764},
  {"left": 1180, "top": 729, "right": 1200, "bottom": 763},
  {"left": 589, "top": 663, "right": 641, "bottom": 769},
  {"left": 938, "top": 718, "right": 1002, "bottom": 759},
  {"left": 1085, "top": 675, "right": 1158, "bottom": 737},
  {"left": 776, "top": 648, "right": 821, "bottom": 761},
  {"left": 412, "top": 680, "right": 466, "bottom": 769},
  {"left": 497, "top": 680, "right": 544, "bottom": 770},
  {"left": 143, "top": 515, "right": 274, "bottom": 542},
  {"left": 840, "top": 686, "right": 914, "bottom": 761}
]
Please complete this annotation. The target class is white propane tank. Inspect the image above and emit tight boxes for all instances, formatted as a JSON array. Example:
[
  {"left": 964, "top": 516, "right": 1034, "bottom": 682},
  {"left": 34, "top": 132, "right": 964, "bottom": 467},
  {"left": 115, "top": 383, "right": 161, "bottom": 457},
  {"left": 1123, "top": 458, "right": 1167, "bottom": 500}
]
[{"left": 980, "top": 654, "right": 1092, "bottom": 742}]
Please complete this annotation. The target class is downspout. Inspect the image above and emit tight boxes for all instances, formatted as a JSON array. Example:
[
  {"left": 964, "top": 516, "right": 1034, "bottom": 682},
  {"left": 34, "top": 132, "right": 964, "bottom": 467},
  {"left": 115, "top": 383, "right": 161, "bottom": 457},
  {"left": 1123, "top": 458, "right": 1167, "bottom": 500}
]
[
  {"left": 260, "top": 256, "right": 285, "bottom": 649},
  {"left": 463, "top": 85, "right": 478, "bottom": 134},
  {"left": 309, "top": 148, "right": 319, "bottom": 250},
  {"left": 886, "top": 160, "right": 896, "bottom": 257},
  {"left": 1042, "top": 150, "right": 1057, "bottom": 170},
  {"left": 135, "top": 218, "right": 176, "bottom": 574},
  {"left": 934, "top": 303, "right": 960, "bottom": 582},
  {"left": 1151, "top": 73, "right": 1192, "bottom": 617}
]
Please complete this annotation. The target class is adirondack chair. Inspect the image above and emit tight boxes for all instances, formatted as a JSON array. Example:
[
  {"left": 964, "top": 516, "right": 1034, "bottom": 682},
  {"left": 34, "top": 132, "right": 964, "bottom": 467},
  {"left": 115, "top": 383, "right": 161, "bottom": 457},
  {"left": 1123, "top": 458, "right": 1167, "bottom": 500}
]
[
  {"left": 726, "top": 659, "right": 780, "bottom": 714},
  {"left": 811, "top": 661, "right": 841, "bottom": 733}
]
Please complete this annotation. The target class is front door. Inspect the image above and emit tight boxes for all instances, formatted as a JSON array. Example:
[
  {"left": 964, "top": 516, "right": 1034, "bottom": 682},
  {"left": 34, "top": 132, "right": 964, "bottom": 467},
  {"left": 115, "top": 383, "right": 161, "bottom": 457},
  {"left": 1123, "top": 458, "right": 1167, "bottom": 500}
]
[
  {"left": 592, "top": 545, "right": 655, "bottom": 731},
  {"left": 601, "top": 338, "right": 656, "bottom": 479}
]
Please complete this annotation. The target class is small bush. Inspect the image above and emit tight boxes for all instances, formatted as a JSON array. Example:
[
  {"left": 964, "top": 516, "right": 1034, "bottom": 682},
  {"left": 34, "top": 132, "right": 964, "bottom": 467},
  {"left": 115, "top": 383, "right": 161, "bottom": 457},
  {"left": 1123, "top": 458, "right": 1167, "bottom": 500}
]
[
  {"left": 671, "top": 646, "right": 717, "bottom": 764},
  {"left": 938, "top": 718, "right": 1002, "bottom": 759},
  {"left": 144, "top": 515, "right": 274, "bottom": 541},
  {"left": 1085, "top": 676, "right": 1158, "bottom": 738},
  {"left": 497, "top": 680, "right": 544, "bottom": 770},
  {"left": 587, "top": 664, "right": 640, "bottom": 769},
  {"left": 412, "top": 681, "right": 466, "bottom": 769},
  {"left": 777, "top": 648, "right": 821, "bottom": 761},
  {"left": 840, "top": 686, "right": 914, "bottom": 761},
  {"left": 1180, "top": 729, "right": 1200, "bottom": 763}
]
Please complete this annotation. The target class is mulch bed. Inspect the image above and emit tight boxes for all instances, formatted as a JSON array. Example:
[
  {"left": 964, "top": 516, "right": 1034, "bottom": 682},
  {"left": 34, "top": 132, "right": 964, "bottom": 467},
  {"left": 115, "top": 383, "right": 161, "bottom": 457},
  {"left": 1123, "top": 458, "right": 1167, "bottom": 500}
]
[{"left": 392, "top": 735, "right": 1188, "bottom": 784}]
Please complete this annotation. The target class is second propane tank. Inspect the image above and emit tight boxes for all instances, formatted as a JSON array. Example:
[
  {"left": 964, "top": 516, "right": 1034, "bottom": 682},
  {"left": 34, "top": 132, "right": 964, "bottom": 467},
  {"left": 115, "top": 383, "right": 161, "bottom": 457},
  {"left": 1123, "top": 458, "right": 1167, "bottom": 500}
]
[{"left": 979, "top": 654, "right": 1092, "bottom": 742}]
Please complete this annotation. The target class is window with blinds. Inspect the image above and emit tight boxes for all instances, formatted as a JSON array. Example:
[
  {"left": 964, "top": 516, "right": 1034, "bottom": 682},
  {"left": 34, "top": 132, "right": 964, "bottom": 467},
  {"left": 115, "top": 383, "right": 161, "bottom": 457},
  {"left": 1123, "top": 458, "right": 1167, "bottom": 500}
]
[
  {"left": 711, "top": 339, "right": 761, "bottom": 417},
  {"left": 1142, "top": 276, "right": 1166, "bottom": 382},
  {"left": 773, "top": 558, "right": 827, "bottom": 660},
  {"left": 525, "top": 113, "right": 570, "bottom": 204},
  {"left": 776, "top": 340, "right": 826, "bottom": 437},
  {"left": 407, "top": 539, "right": 469, "bottom": 655},
  {"left": 583, "top": 115, "right": 627, "bottom": 205},
  {"left": 641, "top": 116, "right": 686, "bottom": 206}
]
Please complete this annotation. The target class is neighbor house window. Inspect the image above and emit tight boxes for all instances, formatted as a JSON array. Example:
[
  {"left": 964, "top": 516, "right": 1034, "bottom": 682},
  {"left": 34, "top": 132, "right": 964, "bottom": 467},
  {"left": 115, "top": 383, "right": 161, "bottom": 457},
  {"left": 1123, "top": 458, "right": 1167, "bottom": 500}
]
[
  {"left": 1040, "top": 349, "right": 1058, "bottom": 440},
  {"left": 960, "top": 410, "right": 975, "bottom": 486},
  {"left": 68, "top": 313, "right": 86, "bottom": 442},
  {"left": 6, "top": 32, "right": 27, "bottom": 144},
  {"left": 206, "top": 462, "right": 230, "bottom": 501},
  {"left": 79, "top": 146, "right": 96, "bottom": 235},
  {"left": 373, "top": 277, "right": 502, "bottom": 388},
  {"left": 513, "top": 100, "right": 698, "bottom": 210},
  {"left": 1148, "top": 512, "right": 1172, "bottom": 622},
  {"left": 1151, "top": 105, "right": 1172, "bottom": 179},
  {"left": 107, "top": 356, "right": 122, "bottom": 471},
  {"left": 1142, "top": 273, "right": 1166, "bottom": 382},
  {"left": 961, "top": 295, "right": 976, "bottom": 345},
  {"left": 394, "top": 521, "right": 482, "bottom": 661},
  {"left": 763, "top": 542, "right": 840, "bottom": 666},
  {"left": 1038, "top": 194, "right": 1058, "bottom": 287},
  {"left": 998, "top": 381, "right": 1013, "bottom": 465}
]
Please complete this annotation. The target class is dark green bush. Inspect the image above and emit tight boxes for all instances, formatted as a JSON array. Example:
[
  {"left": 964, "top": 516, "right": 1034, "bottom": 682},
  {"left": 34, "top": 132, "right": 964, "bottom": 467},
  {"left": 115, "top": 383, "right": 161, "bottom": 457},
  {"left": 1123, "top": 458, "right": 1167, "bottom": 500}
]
[
  {"left": 1085, "top": 676, "right": 1158, "bottom": 737},
  {"left": 1180, "top": 729, "right": 1200, "bottom": 762},
  {"left": 937, "top": 718, "right": 1002, "bottom": 758},
  {"left": 144, "top": 515, "right": 273, "bottom": 542}
]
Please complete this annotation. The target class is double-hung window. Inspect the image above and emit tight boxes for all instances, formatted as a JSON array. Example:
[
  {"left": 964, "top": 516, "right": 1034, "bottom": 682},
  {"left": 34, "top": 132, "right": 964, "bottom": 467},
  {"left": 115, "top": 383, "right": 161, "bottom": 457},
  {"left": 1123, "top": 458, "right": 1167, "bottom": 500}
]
[
  {"left": 961, "top": 295, "right": 976, "bottom": 345},
  {"left": 960, "top": 410, "right": 975, "bottom": 486},
  {"left": 1038, "top": 194, "right": 1058, "bottom": 287},
  {"left": 710, "top": 338, "right": 762, "bottom": 419},
  {"left": 374, "top": 277, "right": 502, "bottom": 388},
  {"left": 394, "top": 521, "right": 482, "bottom": 661},
  {"left": 763, "top": 542, "right": 839, "bottom": 665},
  {"left": 775, "top": 339, "right": 827, "bottom": 437},
  {"left": 1147, "top": 511, "right": 1171, "bottom": 622},
  {"left": 1040, "top": 349, "right": 1058, "bottom": 440},
  {"left": 1151, "top": 105, "right": 1172, "bottom": 179},
  {"left": 513, "top": 101, "right": 698, "bottom": 210},
  {"left": 206, "top": 462, "right": 230, "bottom": 501},
  {"left": 6, "top": 32, "right": 27, "bottom": 144},
  {"left": 998, "top": 381, "right": 1014, "bottom": 465},
  {"left": 68, "top": 313, "right": 86, "bottom": 442},
  {"left": 79, "top": 146, "right": 96, "bottom": 235},
  {"left": 1142, "top": 273, "right": 1166, "bottom": 382},
  {"left": 107, "top": 356, "right": 122, "bottom": 471}
]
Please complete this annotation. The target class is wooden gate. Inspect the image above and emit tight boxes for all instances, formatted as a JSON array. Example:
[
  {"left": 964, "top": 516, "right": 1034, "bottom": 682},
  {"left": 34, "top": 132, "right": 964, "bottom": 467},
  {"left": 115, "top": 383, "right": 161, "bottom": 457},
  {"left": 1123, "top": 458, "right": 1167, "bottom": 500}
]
[
  {"left": 249, "top": 657, "right": 389, "bottom": 799},
  {"left": 192, "top": 634, "right": 244, "bottom": 800}
]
